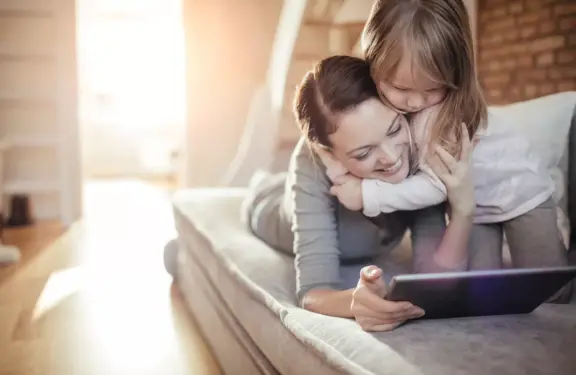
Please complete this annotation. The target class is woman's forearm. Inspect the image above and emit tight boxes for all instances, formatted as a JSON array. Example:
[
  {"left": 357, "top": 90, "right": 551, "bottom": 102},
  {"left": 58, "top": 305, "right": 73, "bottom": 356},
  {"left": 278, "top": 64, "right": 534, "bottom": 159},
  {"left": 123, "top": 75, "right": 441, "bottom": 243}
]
[
  {"left": 301, "top": 288, "right": 354, "bottom": 318},
  {"left": 433, "top": 211, "right": 473, "bottom": 270}
]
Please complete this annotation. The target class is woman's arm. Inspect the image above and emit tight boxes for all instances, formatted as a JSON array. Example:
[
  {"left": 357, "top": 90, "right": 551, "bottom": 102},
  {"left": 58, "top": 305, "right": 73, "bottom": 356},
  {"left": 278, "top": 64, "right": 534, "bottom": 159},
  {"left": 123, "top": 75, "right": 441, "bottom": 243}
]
[
  {"left": 288, "top": 139, "right": 349, "bottom": 312},
  {"left": 302, "top": 268, "right": 424, "bottom": 329},
  {"left": 301, "top": 289, "right": 354, "bottom": 318},
  {"left": 290, "top": 139, "right": 423, "bottom": 326}
]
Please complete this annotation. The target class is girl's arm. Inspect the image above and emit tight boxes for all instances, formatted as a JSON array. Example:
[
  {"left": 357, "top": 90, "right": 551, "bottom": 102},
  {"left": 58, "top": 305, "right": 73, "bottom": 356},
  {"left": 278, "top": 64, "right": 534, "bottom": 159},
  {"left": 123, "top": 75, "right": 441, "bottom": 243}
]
[
  {"left": 427, "top": 124, "right": 476, "bottom": 270},
  {"left": 361, "top": 169, "right": 447, "bottom": 217},
  {"left": 433, "top": 208, "right": 473, "bottom": 270},
  {"left": 362, "top": 105, "right": 446, "bottom": 215},
  {"left": 330, "top": 105, "right": 449, "bottom": 215}
]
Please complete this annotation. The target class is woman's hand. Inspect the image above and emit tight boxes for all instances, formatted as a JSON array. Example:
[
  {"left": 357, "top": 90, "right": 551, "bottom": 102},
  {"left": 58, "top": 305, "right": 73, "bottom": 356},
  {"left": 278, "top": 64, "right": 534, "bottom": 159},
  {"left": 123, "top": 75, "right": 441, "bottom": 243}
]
[
  {"left": 427, "top": 123, "right": 476, "bottom": 218},
  {"left": 351, "top": 265, "right": 425, "bottom": 331},
  {"left": 330, "top": 174, "right": 363, "bottom": 211}
]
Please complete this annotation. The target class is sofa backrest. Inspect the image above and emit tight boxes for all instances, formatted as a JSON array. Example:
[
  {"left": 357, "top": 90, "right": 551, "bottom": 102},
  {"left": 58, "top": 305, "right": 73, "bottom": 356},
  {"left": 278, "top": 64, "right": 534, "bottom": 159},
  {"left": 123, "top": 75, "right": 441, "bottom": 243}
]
[{"left": 568, "top": 104, "right": 576, "bottom": 248}]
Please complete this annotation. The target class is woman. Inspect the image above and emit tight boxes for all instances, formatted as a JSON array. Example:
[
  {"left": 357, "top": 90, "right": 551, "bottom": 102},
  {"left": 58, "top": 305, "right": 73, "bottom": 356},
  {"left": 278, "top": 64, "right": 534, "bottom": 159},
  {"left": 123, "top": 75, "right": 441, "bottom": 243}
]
[{"left": 242, "top": 56, "right": 475, "bottom": 331}]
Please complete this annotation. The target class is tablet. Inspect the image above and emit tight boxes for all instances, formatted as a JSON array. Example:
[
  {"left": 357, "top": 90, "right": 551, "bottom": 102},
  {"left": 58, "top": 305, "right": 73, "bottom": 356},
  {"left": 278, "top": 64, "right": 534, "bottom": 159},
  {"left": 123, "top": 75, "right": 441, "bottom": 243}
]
[{"left": 386, "top": 266, "right": 576, "bottom": 319}]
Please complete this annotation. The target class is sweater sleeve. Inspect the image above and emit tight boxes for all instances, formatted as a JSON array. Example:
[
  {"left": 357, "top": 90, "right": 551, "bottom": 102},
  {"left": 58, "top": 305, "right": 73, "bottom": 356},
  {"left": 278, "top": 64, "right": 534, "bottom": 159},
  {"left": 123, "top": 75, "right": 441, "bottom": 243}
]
[
  {"left": 287, "top": 139, "right": 342, "bottom": 301},
  {"left": 362, "top": 169, "right": 447, "bottom": 217}
]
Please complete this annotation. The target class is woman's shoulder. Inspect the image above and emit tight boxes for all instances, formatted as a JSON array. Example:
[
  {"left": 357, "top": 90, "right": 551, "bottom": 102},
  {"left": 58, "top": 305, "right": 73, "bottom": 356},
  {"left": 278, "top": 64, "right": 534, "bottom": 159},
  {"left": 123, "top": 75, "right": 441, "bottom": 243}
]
[{"left": 287, "top": 137, "right": 330, "bottom": 185}]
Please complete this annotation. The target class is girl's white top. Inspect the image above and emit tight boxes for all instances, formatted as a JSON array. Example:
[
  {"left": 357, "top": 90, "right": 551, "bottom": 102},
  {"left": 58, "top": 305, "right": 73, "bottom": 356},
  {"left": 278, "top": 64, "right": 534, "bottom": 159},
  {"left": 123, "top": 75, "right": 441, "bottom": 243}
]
[{"left": 360, "top": 111, "right": 554, "bottom": 223}]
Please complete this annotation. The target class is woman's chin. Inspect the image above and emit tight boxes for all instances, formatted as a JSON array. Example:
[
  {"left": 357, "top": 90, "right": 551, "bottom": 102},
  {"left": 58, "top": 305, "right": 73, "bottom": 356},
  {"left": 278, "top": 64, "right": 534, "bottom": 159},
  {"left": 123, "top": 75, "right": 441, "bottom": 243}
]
[{"left": 370, "top": 164, "right": 409, "bottom": 184}]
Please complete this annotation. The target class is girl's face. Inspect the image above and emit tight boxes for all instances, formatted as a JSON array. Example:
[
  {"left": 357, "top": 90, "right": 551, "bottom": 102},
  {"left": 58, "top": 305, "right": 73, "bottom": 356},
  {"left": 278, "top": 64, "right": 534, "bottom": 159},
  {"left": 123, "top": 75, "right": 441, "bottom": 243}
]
[
  {"left": 328, "top": 98, "right": 411, "bottom": 184},
  {"left": 377, "top": 54, "right": 447, "bottom": 114}
]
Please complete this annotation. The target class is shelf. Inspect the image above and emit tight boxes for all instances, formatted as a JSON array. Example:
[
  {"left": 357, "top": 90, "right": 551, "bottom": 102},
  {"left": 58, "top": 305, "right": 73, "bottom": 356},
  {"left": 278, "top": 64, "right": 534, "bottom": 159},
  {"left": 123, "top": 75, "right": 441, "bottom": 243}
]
[{"left": 3, "top": 179, "right": 59, "bottom": 194}]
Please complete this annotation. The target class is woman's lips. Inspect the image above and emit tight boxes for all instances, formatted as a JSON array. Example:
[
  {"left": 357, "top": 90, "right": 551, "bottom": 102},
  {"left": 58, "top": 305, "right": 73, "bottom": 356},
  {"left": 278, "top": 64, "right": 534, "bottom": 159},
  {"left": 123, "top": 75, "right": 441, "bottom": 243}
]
[{"left": 375, "top": 156, "right": 403, "bottom": 174}]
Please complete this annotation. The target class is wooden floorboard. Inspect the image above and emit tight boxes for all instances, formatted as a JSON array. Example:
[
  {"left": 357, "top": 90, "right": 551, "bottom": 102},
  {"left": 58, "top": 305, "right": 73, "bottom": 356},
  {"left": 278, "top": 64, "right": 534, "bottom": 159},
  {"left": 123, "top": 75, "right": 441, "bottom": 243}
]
[{"left": 0, "top": 179, "right": 223, "bottom": 375}]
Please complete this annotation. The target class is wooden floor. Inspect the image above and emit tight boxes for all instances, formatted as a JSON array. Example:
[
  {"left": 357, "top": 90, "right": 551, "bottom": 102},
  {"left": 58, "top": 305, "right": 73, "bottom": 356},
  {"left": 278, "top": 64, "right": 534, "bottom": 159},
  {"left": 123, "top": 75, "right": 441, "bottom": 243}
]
[{"left": 0, "top": 179, "right": 223, "bottom": 375}]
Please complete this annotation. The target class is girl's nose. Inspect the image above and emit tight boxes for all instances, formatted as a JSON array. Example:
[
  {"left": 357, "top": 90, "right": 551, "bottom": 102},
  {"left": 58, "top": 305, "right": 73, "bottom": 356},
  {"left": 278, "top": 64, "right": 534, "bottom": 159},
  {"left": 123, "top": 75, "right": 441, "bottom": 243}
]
[{"left": 407, "top": 94, "right": 425, "bottom": 110}]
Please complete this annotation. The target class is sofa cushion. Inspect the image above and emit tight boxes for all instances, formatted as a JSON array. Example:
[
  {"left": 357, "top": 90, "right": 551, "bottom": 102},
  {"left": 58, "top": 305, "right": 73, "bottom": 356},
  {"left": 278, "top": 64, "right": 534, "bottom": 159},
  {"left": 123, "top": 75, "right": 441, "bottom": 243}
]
[
  {"left": 489, "top": 92, "right": 576, "bottom": 250},
  {"left": 490, "top": 92, "right": 576, "bottom": 171},
  {"left": 172, "top": 189, "right": 576, "bottom": 375}
]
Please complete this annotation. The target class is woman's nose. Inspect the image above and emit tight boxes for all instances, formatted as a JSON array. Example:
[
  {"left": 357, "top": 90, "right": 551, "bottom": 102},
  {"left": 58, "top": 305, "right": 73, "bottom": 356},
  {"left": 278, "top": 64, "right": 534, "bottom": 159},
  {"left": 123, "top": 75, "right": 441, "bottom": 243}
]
[{"left": 378, "top": 144, "right": 399, "bottom": 165}]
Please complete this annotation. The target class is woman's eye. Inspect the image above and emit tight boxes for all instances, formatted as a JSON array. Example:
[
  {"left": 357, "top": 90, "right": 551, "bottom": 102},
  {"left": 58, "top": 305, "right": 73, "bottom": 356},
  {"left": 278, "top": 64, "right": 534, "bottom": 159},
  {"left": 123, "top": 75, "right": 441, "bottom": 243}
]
[{"left": 355, "top": 150, "right": 370, "bottom": 161}]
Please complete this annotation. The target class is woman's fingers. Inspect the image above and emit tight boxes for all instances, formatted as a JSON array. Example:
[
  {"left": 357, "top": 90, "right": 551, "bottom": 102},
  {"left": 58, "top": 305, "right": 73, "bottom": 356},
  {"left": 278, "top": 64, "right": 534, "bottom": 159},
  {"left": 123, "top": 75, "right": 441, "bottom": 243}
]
[
  {"left": 352, "top": 278, "right": 426, "bottom": 331},
  {"left": 354, "top": 305, "right": 425, "bottom": 332},
  {"left": 353, "top": 300, "right": 424, "bottom": 321},
  {"left": 353, "top": 285, "right": 424, "bottom": 317},
  {"left": 366, "top": 321, "right": 404, "bottom": 332},
  {"left": 360, "top": 265, "right": 383, "bottom": 283},
  {"left": 363, "top": 290, "right": 413, "bottom": 314}
]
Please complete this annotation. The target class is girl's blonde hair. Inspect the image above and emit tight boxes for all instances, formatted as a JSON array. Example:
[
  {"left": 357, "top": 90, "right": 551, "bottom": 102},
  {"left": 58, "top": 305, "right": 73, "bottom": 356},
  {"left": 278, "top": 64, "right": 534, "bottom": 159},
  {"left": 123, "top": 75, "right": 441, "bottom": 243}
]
[{"left": 362, "top": 0, "right": 487, "bottom": 157}]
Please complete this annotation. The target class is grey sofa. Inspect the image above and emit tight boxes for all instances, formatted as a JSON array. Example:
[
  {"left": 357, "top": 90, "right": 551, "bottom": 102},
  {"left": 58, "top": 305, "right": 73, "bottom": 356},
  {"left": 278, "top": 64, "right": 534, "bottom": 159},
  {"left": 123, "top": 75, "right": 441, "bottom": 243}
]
[{"left": 166, "top": 92, "right": 576, "bottom": 375}]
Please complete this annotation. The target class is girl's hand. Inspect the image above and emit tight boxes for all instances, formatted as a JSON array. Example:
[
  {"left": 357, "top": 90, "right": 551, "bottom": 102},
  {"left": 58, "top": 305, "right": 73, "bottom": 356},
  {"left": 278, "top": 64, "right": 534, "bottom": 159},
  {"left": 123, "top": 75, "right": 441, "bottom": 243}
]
[
  {"left": 427, "top": 123, "right": 476, "bottom": 217},
  {"left": 351, "top": 266, "right": 425, "bottom": 332},
  {"left": 330, "top": 174, "right": 363, "bottom": 211}
]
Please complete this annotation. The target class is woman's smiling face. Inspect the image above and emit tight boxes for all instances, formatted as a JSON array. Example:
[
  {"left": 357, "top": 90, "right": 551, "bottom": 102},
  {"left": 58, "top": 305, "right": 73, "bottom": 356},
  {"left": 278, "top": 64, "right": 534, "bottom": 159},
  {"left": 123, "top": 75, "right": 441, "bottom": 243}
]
[{"left": 328, "top": 97, "right": 411, "bottom": 184}]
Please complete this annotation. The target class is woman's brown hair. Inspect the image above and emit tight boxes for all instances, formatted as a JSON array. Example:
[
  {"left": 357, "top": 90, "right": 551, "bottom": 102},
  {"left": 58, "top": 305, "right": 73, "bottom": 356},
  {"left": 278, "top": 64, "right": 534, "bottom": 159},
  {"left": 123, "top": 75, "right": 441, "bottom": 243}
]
[
  {"left": 362, "top": 0, "right": 487, "bottom": 157},
  {"left": 293, "top": 55, "right": 380, "bottom": 149},
  {"left": 293, "top": 55, "right": 420, "bottom": 175}
]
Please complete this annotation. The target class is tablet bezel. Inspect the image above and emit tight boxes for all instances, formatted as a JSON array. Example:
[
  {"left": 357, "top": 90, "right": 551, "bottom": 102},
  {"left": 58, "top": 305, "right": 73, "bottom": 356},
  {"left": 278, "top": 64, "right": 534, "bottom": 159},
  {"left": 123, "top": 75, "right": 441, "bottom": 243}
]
[{"left": 386, "top": 266, "right": 576, "bottom": 319}]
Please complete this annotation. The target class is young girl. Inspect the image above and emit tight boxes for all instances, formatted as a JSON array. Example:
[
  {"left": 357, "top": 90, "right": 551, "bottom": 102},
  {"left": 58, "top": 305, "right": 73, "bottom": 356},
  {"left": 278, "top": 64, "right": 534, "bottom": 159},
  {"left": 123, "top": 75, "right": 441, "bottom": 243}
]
[
  {"left": 323, "top": 0, "right": 571, "bottom": 302},
  {"left": 363, "top": 0, "right": 486, "bottom": 157}
]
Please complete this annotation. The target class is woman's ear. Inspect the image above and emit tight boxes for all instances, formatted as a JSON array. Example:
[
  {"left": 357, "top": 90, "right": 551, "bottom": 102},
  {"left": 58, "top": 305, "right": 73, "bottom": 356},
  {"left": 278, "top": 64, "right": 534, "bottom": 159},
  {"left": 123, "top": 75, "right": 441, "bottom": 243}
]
[
  {"left": 314, "top": 145, "right": 333, "bottom": 162},
  {"left": 313, "top": 145, "right": 349, "bottom": 182}
]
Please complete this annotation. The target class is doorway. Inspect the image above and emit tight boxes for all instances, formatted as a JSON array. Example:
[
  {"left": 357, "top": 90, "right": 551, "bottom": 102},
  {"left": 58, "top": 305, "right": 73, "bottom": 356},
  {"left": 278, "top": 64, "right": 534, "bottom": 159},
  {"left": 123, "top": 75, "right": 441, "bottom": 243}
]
[{"left": 76, "top": 0, "right": 186, "bottom": 185}]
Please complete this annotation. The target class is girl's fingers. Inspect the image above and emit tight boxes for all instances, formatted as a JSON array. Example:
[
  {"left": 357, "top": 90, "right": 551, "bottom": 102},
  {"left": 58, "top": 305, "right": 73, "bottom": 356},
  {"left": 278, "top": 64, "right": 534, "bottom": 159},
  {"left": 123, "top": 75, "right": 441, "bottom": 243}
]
[
  {"left": 329, "top": 186, "right": 338, "bottom": 196},
  {"left": 426, "top": 154, "right": 450, "bottom": 184},
  {"left": 435, "top": 145, "right": 458, "bottom": 173}
]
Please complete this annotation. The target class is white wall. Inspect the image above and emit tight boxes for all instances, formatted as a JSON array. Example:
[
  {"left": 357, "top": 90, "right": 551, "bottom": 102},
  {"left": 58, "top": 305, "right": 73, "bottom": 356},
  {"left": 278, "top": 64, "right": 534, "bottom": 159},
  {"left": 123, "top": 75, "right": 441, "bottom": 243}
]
[
  {"left": 333, "top": 0, "right": 374, "bottom": 24},
  {"left": 181, "top": 0, "right": 284, "bottom": 187}
]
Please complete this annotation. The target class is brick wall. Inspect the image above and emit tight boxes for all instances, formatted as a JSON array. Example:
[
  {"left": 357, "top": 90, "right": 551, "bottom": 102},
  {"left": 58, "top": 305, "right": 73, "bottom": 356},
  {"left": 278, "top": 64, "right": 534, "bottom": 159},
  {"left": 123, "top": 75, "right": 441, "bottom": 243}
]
[{"left": 477, "top": 0, "right": 576, "bottom": 105}]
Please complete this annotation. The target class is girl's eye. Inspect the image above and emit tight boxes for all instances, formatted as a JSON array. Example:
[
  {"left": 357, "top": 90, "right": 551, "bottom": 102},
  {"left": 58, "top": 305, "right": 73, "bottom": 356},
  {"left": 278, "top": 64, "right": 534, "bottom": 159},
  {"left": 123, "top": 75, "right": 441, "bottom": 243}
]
[
  {"left": 355, "top": 150, "right": 371, "bottom": 161},
  {"left": 388, "top": 121, "right": 401, "bottom": 136}
]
